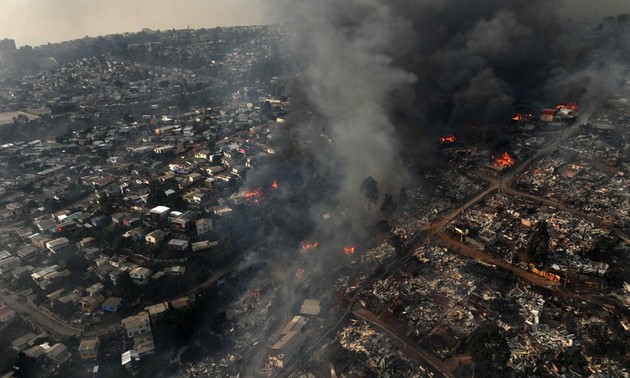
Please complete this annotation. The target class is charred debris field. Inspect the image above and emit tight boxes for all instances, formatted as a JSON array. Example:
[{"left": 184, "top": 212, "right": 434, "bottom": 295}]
[{"left": 0, "top": 2, "right": 629, "bottom": 378}]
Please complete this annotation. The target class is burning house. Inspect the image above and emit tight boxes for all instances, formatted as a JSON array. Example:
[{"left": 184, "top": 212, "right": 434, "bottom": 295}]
[
  {"left": 540, "top": 103, "right": 578, "bottom": 125},
  {"left": 481, "top": 152, "right": 516, "bottom": 177},
  {"left": 540, "top": 109, "right": 556, "bottom": 123}
]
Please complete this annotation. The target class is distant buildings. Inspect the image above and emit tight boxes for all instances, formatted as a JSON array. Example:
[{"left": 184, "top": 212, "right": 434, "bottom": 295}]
[{"left": 0, "top": 38, "right": 17, "bottom": 70}]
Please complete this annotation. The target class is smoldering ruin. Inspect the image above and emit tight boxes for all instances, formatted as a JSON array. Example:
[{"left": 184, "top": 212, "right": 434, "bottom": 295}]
[
  {"left": 164, "top": 0, "right": 630, "bottom": 375},
  {"left": 268, "top": 0, "right": 625, "bottom": 247}
]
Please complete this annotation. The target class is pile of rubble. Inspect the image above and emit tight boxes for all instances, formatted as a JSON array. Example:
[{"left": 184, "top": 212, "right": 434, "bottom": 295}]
[
  {"left": 507, "top": 334, "right": 540, "bottom": 372},
  {"left": 514, "top": 132, "right": 630, "bottom": 229},
  {"left": 455, "top": 192, "right": 615, "bottom": 279},
  {"left": 359, "top": 242, "right": 483, "bottom": 340},
  {"left": 178, "top": 354, "right": 240, "bottom": 377},
  {"left": 393, "top": 188, "right": 453, "bottom": 236},
  {"left": 358, "top": 243, "right": 397, "bottom": 265},
  {"left": 435, "top": 170, "right": 485, "bottom": 203},
  {"left": 337, "top": 320, "right": 428, "bottom": 378},
  {"left": 563, "top": 134, "right": 621, "bottom": 164}
]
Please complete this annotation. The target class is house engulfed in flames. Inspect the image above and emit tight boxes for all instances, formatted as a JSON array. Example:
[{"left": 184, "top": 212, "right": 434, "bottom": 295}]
[
  {"left": 481, "top": 152, "right": 517, "bottom": 178},
  {"left": 540, "top": 103, "right": 578, "bottom": 123},
  {"left": 494, "top": 152, "right": 515, "bottom": 168}
]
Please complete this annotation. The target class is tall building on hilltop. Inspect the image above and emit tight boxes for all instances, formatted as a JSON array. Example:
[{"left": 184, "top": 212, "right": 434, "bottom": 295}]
[{"left": 0, "top": 38, "right": 17, "bottom": 70}]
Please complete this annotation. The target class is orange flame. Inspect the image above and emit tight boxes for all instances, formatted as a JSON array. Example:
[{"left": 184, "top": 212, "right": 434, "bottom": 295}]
[
  {"left": 556, "top": 103, "right": 578, "bottom": 111},
  {"left": 495, "top": 152, "right": 515, "bottom": 168},
  {"left": 244, "top": 188, "right": 263, "bottom": 198},
  {"left": 440, "top": 135, "right": 457, "bottom": 144},
  {"left": 344, "top": 246, "right": 356, "bottom": 255},
  {"left": 301, "top": 241, "right": 320, "bottom": 251},
  {"left": 512, "top": 113, "right": 532, "bottom": 121},
  {"left": 271, "top": 179, "right": 278, "bottom": 190}
]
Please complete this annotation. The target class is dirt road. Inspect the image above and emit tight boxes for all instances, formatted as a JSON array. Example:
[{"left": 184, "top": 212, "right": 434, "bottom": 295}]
[{"left": 352, "top": 305, "right": 455, "bottom": 378}]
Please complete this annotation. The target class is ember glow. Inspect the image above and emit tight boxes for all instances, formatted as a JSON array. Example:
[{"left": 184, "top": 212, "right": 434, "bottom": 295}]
[
  {"left": 439, "top": 135, "right": 457, "bottom": 144},
  {"left": 301, "top": 241, "right": 320, "bottom": 251},
  {"left": 495, "top": 152, "right": 516, "bottom": 168},
  {"left": 271, "top": 179, "right": 278, "bottom": 190},
  {"left": 556, "top": 103, "right": 578, "bottom": 111},
  {"left": 343, "top": 246, "right": 356, "bottom": 255},
  {"left": 244, "top": 188, "right": 263, "bottom": 198},
  {"left": 511, "top": 113, "right": 532, "bottom": 121}
]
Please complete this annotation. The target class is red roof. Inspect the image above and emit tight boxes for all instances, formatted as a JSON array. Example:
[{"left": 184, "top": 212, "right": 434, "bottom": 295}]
[{"left": 0, "top": 305, "right": 16, "bottom": 322}]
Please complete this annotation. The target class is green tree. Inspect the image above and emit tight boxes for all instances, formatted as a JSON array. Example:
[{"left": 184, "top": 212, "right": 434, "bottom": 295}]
[
  {"left": 360, "top": 176, "right": 379, "bottom": 210},
  {"left": 66, "top": 253, "right": 89, "bottom": 276},
  {"left": 147, "top": 180, "right": 167, "bottom": 207}
]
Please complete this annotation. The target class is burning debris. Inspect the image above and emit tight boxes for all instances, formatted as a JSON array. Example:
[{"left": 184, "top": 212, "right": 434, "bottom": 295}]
[
  {"left": 556, "top": 103, "right": 578, "bottom": 111},
  {"left": 337, "top": 320, "right": 425, "bottom": 377},
  {"left": 555, "top": 103, "right": 579, "bottom": 119},
  {"left": 495, "top": 152, "right": 516, "bottom": 168},
  {"left": 440, "top": 135, "right": 457, "bottom": 144},
  {"left": 271, "top": 179, "right": 279, "bottom": 190},
  {"left": 244, "top": 188, "right": 263, "bottom": 199},
  {"left": 301, "top": 241, "right": 320, "bottom": 252},
  {"left": 344, "top": 246, "right": 356, "bottom": 255},
  {"left": 512, "top": 113, "right": 533, "bottom": 122}
]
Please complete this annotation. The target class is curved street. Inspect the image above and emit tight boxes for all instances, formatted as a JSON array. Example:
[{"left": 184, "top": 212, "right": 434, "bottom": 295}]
[
  {"left": 0, "top": 290, "right": 81, "bottom": 338},
  {"left": 353, "top": 305, "right": 456, "bottom": 378}
]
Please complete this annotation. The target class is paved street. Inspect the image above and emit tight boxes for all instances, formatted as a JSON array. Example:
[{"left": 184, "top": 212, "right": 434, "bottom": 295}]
[{"left": 0, "top": 290, "right": 81, "bottom": 338}]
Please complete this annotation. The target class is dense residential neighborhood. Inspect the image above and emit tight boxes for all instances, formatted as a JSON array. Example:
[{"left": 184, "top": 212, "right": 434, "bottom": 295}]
[{"left": 0, "top": 25, "right": 290, "bottom": 377}]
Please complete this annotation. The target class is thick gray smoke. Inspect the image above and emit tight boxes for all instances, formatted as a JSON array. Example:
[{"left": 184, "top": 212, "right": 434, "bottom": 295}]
[
  {"left": 288, "top": 1, "right": 417, "bottom": 237},
  {"left": 204, "top": 1, "right": 627, "bottom": 373},
  {"left": 261, "top": 0, "right": 627, "bottom": 248}
]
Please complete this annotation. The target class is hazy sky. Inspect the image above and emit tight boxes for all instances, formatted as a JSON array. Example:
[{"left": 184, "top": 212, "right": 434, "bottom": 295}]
[
  {"left": 1, "top": 0, "right": 628, "bottom": 47},
  {"left": 0, "top": 0, "right": 276, "bottom": 47}
]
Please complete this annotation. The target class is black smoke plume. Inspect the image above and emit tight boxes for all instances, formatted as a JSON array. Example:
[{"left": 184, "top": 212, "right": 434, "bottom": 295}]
[{"left": 265, "top": 0, "right": 625, "bottom": 247}]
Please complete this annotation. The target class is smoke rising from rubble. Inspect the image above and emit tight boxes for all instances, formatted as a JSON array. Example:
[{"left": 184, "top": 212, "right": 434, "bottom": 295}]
[
  {"left": 270, "top": 1, "right": 553, "bottom": 236},
  {"left": 290, "top": 1, "right": 417, "bottom": 238},
  {"left": 184, "top": 1, "right": 628, "bottom": 374},
  {"left": 273, "top": 0, "right": 625, "bottom": 210}
]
